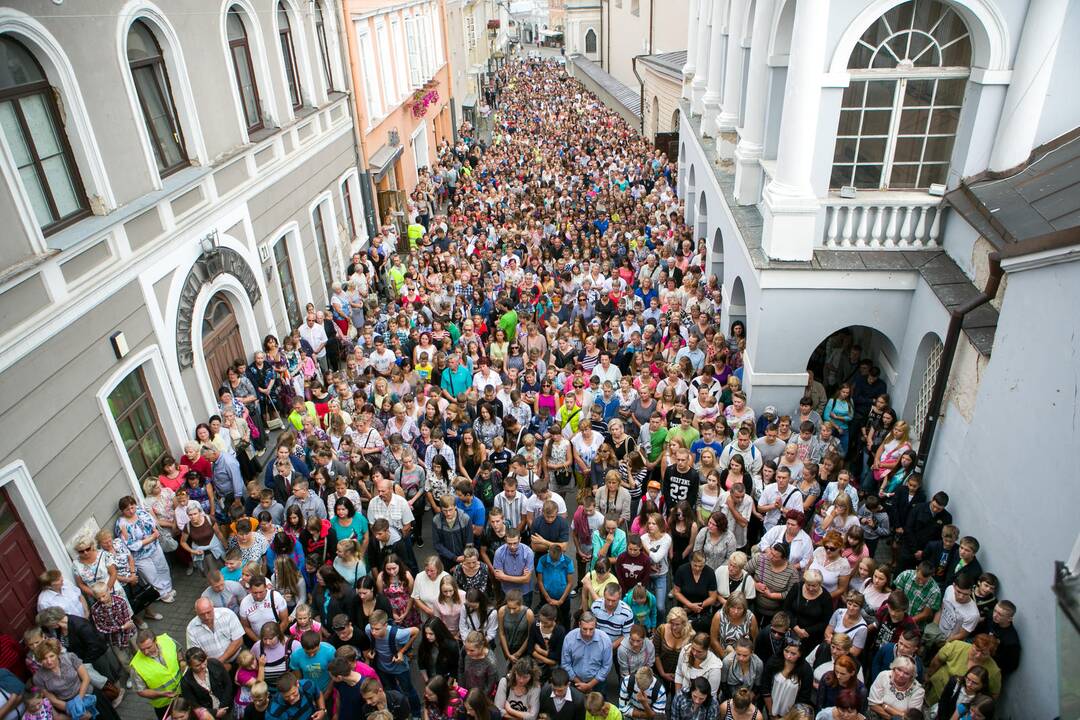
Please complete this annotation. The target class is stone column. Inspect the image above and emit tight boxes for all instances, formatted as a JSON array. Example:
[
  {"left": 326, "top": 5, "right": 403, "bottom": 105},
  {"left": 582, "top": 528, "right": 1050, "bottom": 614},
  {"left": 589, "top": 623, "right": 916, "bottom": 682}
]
[
  {"left": 701, "top": 0, "right": 727, "bottom": 134},
  {"left": 682, "top": 0, "right": 700, "bottom": 99},
  {"left": 760, "top": 0, "right": 829, "bottom": 261},
  {"left": 989, "top": 0, "right": 1070, "bottom": 172},
  {"left": 690, "top": 0, "right": 713, "bottom": 113},
  {"left": 714, "top": 0, "right": 747, "bottom": 158},
  {"left": 733, "top": 0, "right": 775, "bottom": 203}
]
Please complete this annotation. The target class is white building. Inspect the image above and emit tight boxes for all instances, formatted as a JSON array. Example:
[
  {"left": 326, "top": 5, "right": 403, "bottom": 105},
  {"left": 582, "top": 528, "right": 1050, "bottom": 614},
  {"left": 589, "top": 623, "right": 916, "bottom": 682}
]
[{"left": 679, "top": 0, "right": 1080, "bottom": 716}]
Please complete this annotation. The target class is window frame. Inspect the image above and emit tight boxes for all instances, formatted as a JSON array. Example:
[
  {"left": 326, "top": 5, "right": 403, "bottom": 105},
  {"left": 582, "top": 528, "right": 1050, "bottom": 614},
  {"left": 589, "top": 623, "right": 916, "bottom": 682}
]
[
  {"left": 273, "top": 235, "right": 303, "bottom": 329},
  {"left": 357, "top": 25, "right": 383, "bottom": 123},
  {"left": 277, "top": 2, "right": 304, "bottom": 110},
  {"left": 226, "top": 9, "right": 264, "bottom": 133},
  {"left": 311, "top": 200, "right": 334, "bottom": 296},
  {"left": 314, "top": 0, "right": 335, "bottom": 92},
  {"left": 341, "top": 176, "right": 356, "bottom": 240},
  {"left": 0, "top": 39, "right": 91, "bottom": 235},
  {"left": 127, "top": 20, "right": 189, "bottom": 177},
  {"left": 108, "top": 366, "right": 169, "bottom": 486}
]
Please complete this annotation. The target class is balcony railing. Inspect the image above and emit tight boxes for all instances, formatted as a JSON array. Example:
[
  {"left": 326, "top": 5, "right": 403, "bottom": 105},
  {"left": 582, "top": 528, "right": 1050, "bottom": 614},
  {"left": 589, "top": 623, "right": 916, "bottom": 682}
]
[{"left": 822, "top": 194, "right": 946, "bottom": 250}]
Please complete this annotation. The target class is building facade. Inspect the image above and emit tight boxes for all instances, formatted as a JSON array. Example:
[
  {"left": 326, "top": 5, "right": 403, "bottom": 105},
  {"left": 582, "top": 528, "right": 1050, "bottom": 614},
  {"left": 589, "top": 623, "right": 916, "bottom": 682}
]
[
  {"left": 446, "top": 0, "right": 511, "bottom": 123},
  {"left": 0, "top": 0, "right": 365, "bottom": 636},
  {"left": 677, "top": 0, "right": 1079, "bottom": 716},
  {"left": 342, "top": 0, "right": 452, "bottom": 230}
]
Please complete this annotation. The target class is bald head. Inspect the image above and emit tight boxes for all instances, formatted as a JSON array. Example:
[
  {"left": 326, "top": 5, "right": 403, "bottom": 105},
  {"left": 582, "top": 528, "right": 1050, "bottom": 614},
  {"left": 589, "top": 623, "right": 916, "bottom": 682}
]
[{"left": 195, "top": 598, "right": 215, "bottom": 623}]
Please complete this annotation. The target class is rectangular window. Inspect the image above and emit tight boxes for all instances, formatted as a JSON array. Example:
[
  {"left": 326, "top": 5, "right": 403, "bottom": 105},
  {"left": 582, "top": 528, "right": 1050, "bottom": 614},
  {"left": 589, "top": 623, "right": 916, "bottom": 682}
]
[
  {"left": 356, "top": 25, "right": 383, "bottom": 122},
  {"left": 405, "top": 16, "right": 422, "bottom": 87},
  {"left": 311, "top": 202, "right": 334, "bottom": 295},
  {"left": 108, "top": 367, "right": 169, "bottom": 484},
  {"left": 131, "top": 63, "right": 187, "bottom": 174},
  {"left": 421, "top": 11, "right": 435, "bottom": 77},
  {"left": 274, "top": 237, "right": 303, "bottom": 329},
  {"left": 376, "top": 21, "right": 396, "bottom": 106},
  {"left": 391, "top": 18, "right": 408, "bottom": 99},
  {"left": 341, "top": 178, "right": 357, "bottom": 240},
  {"left": 431, "top": 6, "right": 444, "bottom": 66}
]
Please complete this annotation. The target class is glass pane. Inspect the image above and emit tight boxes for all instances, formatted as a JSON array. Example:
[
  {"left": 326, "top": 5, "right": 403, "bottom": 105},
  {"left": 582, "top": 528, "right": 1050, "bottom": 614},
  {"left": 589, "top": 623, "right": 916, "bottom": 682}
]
[
  {"left": 127, "top": 21, "right": 160, "bottom": 63},
  {"left": 853, "top": 164, "right": 883, "bottom": 189},
  {"left": 18, "top": 164, "right": 53, "bottom": 227},
  {"left": 887, "top": 34, "right": 909, "bottom": 63},
  {"left": 833, "top": 138, "right": 857, "bottom": 163},
  {"left": 929, "top": 107, "right": 960, "bottom": 134},
  {"left": 924, "top": 136, "right": 954, "bottom": 162},
  {"left": 0, "top": 102, "right": 32, "bottom": 166},
  {"left": 841, "top": 81, "right": 866, "bottom": 109},
  {"left": 904, "top": 79, "right": 935, "bottom": 107},
  {"left": 890, "top": 164, "right": 920, "bottom": 189},
  {"left": 277, "top": 3, "right": 291, "bottom": 29},
  {"left": 935, "top": 78, "right": 966, "bottom": 106},
  {"left": 885, "top": 1, "right": 914, "bottom": 33},
  {"left": 836, "top": 110, "right": 861, "bottom": 136},
  {"left": 919, "top": 163, "right": 949, "bottom": 188},
  {"left": 830, "top": 165, "right": 853, "bottom": 189},
  {"left": 898, "top": 108, "right": 930, "bottom": 134},
  {"left": 20, "top": 93, "right": 61, "bottom": 157},
  {"left": 862, "top": 110, "right": 893, "bottom": 136},
  {"left": 871, "top": 47, "right": 899, "bottom": 69},
  {"left": 227, "top": 10, "right": 246, "bottom": 41},
  {"left": 940, "top": 34, "right": 971, "bottom": 66},
  {"left": 117, "top": 418, "right": 140, "bottom": 452},
  {"left": 109, "top": 374, "right": 141, "bottom": 416},
  {"left": 134, "top": 65, "right": 183, "bottom": 170},
  {"left": 129, "top": 444, "right": 150, "bottom": 480},
  {"left": 893, "top": 137, "right": 924, "bottom": 163},
  {"left": 139, "top": 431, "right": 166, "bottom": 468},
  {"left": 0, "top": 36, "right": 46, "bottom": 89},
  {"left": 132, "top": 402, "right": 156, "bottom": 437},
  {"left": 865, "top": 81, "right": 896, "bottom": 109},
  {"left": 280, "top": 37, "right": 301, "bottom": 107},
  {"left": 847, "top": 42, "right": 873, "bottom": 70},
  {"left": 40, "top": 154, "right": 81, "bottom": 218},
  {"left": 857, "top": 138, "right": 887, "bottom": 164},
  {"left": 232, "top": 46, "right": 260, "bottom": 128},
  {"left": 906, "top": 32, "right": 933, "bottom": 64}
]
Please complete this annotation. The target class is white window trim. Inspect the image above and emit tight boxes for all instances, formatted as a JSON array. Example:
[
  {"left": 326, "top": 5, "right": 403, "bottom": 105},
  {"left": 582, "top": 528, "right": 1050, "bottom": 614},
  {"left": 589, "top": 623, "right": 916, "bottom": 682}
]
[
  {"left": 337, "top": 167, "right": 368, "bottom": 250},
  {"left": 356, "top": 23, "right": 383, "bottom": 126},
  {"left": 267, "top": 222, "right": 308, "bottom": 334},
  {"left": 96, "top": 344, "right": 189, "bottom": 500},
  {"left": 189, "top": 274, "right": 262, "bottom": 416},
  {"left": 218, "top": 0, "right": 281, "bottom": 144},
  {"left": 0, "top": 460, "right": 79, "bottom": 582},
  {"left": 308, "top": 190, "right": 343, "bottom": 291},
  {"left": 375, "top": 20, "right": 396, "bottom": 111},
  {"left": 306, "top": 0, "right": 345, "bottom": 102},
  {"left": 115, "top": 0, "right": 209, "bottom": 188},
  {"left": 0, "top": 9, "right": 116, "bottom": 249},
  {"left": 391, "top": 16, "right": 408, "bottom": 102},
  {"left": 410, "top": 120, "right": 429, "bottom": 186},
  {"left": 273, "top": 0, "right": 316, "bottom": 120}
]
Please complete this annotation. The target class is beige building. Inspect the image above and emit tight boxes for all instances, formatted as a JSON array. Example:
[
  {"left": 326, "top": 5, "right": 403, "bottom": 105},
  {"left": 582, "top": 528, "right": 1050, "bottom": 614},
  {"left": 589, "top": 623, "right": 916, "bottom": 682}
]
[
  {"left": 446, "top": 0, "right": 511, "bottom": 122},
  {"left": 640, "top": 50, "right": 685, "bottom": 144}
]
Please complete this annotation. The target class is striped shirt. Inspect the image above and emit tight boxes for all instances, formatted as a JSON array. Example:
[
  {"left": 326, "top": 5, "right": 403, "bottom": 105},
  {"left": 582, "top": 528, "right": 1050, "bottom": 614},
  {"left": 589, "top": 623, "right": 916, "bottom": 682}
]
[
  {"left": 619, "top": 676, "right": 667, "bottom": 718},
  {"left": 591, "top": 598, "right": 635, "bottom": 641}
]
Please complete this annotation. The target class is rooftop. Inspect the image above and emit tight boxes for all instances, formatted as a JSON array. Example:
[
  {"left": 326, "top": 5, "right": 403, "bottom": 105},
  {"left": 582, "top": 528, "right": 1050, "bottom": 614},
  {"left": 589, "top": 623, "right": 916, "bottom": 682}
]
[
  {"left": 569, "top": 54, "right": 641, "bottom": 119},
  {"left": 639, "top": 50, "right": 687, "bottom": 80}
]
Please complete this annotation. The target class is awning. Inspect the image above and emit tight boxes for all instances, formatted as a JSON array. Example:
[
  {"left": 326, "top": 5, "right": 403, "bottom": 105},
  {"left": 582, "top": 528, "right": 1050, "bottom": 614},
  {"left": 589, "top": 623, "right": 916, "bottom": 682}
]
[
  {"left": 369, "top": 142, "right": 403, "bottom": 182},
  {"left": 539, "top": 29, "right": 563, "bottom": 38},
  {"left": 461, "top": 93, "right": 478, "bottom": 108}
]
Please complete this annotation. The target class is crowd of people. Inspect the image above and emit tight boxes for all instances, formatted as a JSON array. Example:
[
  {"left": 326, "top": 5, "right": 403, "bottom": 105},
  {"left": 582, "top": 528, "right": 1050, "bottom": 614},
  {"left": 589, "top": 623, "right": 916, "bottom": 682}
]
[{"left": 2, "top": 57, "right": 1022, "bottom": 720}]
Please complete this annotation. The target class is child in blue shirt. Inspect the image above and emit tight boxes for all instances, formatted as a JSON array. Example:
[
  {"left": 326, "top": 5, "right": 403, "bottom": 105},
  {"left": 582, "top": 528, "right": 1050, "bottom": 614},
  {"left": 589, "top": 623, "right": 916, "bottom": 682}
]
[
  {"left": 624, "top": 583, "right": 658, "bottom": 630},
  {"left": 536, "top": 543, "right": 575, "bottom": 628}
]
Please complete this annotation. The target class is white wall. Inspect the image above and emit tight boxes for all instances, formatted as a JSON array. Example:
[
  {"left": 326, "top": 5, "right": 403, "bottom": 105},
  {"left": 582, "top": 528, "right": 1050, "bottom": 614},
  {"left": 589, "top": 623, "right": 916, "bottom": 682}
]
[
  {"left": 925, "top": 256, "right": 1080, "bottom": 720},
  {"left": 1034, "top": 0, "right": 1080, "bottom": 149}
]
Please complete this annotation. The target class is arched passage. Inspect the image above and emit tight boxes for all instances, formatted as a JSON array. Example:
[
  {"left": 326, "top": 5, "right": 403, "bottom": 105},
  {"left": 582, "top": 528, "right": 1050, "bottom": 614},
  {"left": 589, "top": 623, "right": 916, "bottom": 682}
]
[
  {"left": 727, "top": 275, "right": 747, "bottom": 339},
  {"left": 671, "top": 107, "right": 681, "bottom": 132},
  {"left": 651, "top": 95, "right": 660, "bottom": 137},
  {"left": 806, "top": 325, "right": 900, "bottom": 401},
  {"left": 709, "top": 227, "right": 724, "bottom": 283},
  {"left": 685, "top": 164, "right": 697, "bottom": 221},
  {"left": 695, "top": 191, "right": 709, "bottom": 247}
]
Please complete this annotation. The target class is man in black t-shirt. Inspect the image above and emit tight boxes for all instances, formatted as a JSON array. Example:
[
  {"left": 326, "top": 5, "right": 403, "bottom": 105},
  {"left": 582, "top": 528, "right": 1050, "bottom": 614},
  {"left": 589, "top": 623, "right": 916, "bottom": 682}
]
[{"left": 662, "top": 448, "right": 699, "bottom": 509}]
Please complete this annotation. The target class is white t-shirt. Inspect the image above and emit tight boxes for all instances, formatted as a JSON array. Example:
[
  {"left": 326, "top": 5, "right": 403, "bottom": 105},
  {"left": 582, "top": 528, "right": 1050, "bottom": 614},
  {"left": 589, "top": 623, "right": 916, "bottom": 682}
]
[
  {"left": 369, "top": 348, "right": 397, "bottom": 375},
  {"left": 238, "top": 591, "right": 286, "bottom": 634},
  {"left": 938, "top": 586, "right": 980, "bottom": 637},
  {"left": 526, "top": 492, "right": 568, "bottom": 517}
]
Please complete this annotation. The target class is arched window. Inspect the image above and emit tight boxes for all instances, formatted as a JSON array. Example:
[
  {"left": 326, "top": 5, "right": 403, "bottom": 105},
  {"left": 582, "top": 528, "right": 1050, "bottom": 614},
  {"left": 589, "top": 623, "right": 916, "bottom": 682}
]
[
  {"left": 227, "top": 8, "right": 263, "bottom": 133},
  {"left": 127, "top": 20, "right": 188, "bottom": 175},
  {"left": 314, "top": 1, "right": 335, "bottom": 91},
  {"left": 584, "top": 28, "right": 597, "bottom": 54},
  {"left": 0, "top": 35, "right": 89, "bottom": 234},
  {"left": 277, "top": 2, "right": 303, "bottom": 109},
  {"left": 831, "top": 0, "right": 971, "bottom": 190}
]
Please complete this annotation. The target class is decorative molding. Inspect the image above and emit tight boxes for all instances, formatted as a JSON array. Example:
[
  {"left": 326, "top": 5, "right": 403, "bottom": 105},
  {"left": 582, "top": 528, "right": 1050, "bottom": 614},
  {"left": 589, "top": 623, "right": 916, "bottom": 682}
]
[{"left": 176, "top": 247, "right": 260, "bottom": 369}]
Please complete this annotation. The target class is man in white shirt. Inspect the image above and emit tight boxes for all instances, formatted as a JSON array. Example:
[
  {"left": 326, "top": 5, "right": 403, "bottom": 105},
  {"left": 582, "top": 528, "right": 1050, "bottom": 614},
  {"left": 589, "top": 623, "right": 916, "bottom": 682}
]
[
  {"left": 934, "top": 576, "right": 980, "bottom": 644},
  {"left": 368, "top": 336, "right": 397, "bottom": 376},
  {"left": 719, "top": 483, "right": 755, "bottom": 550},
  {"left": 718, "top": 428, "right": 764, "bottom": 494},
  {"left": 186, "top": 598, "right": 244, "bottom": 665},
  {"left": 298, "top": 312, "right": 329, "bottom": 374},
  {"left": 237, "top": 575, "right": 288, "bottom": 643},
  {"left": 524, "top": 479, "right": 568, "bottom": 523},
  {"left": 757, "top": 467, "right": 804, "bottom": 531},
  {"left": 367, "top": 478, "right": 415, "bottom": 544},
  {"left": 591, "top": 352, "right": 622, "bottom": 387}
]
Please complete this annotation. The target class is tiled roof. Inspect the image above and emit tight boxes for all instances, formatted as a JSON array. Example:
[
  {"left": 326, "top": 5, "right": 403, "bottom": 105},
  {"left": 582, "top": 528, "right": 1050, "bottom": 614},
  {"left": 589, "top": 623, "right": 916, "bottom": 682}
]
[
  {"left": 639, "top": 50, "right": 687, "bottom": 79},
  {"left": 570, "top": 55, "right": 641, "bottom": 118}
]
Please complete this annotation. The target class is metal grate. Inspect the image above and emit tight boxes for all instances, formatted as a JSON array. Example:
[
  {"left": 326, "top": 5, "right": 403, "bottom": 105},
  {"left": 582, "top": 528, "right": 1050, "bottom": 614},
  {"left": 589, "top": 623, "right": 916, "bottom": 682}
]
[{"left": 911, "top": 338, "right": 943, "bottom": 441}]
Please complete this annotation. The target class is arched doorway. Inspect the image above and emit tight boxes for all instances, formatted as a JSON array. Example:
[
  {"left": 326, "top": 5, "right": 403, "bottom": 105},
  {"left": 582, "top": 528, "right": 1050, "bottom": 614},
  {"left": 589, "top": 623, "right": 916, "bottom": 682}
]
[
  {"left": 806, "top": 325, "right": 899, "bottom": 399},
  {"left": 671, "top": 107, "right": 680, "bottom": 131},
  {"left": 696, "top": 191, "right": 709, "bottom": 244},
  {"left": 728, "top": 276, "right": 747, "bottom": 336},
  {"left": 906, "top": 332, "right": 944, "bottom": 441},
  {"left": 584, "top": 28, "right": 597, "bottom": 55},
  {"left": 651, "top": 95, "right": 660, "bottom": 137},
  {"left": 202, "top": 292, "right": 245, "bottom": 392},
  {"left": 710, "top": 227, "right": 724, "bottom": 282},
  {"left": 685, "top": 164, "right": 697, "bottom": 220}
]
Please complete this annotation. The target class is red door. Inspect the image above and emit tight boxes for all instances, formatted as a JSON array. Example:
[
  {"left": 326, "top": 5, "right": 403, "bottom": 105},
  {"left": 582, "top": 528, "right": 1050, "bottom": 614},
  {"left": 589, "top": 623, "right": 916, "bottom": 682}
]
[{"left": 0, "top": 488, "right": 47, "bottom": 638}]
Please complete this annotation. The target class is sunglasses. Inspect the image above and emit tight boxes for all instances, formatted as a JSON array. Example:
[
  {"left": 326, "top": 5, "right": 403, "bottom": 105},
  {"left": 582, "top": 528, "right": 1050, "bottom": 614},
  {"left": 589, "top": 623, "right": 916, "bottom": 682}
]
[{"left": 824, "top": 545, "right": 840, "bottom": 552}]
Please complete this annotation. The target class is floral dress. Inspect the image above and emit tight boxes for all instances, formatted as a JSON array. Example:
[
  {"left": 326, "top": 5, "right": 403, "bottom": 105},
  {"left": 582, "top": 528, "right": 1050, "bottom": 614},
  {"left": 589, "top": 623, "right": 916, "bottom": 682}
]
[{"left": 384, "top": 577, "right": 421, "bottom": 628}]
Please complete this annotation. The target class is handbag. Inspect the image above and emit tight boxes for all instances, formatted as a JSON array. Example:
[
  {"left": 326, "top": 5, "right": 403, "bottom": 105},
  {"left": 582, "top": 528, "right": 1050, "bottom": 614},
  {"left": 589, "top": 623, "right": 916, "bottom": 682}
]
[
  {"left": 159, "top": 530, "right": 178, "bottom": 554},
  {"left": 126, "top": 577, "right": 161, "bottom": 615}
]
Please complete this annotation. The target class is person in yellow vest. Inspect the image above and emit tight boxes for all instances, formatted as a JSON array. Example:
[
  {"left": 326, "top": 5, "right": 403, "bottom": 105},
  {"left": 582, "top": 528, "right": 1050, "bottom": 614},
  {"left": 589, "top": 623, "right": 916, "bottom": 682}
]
[{"left": 129, "top": 630, "right": 183, "bottom": 720}]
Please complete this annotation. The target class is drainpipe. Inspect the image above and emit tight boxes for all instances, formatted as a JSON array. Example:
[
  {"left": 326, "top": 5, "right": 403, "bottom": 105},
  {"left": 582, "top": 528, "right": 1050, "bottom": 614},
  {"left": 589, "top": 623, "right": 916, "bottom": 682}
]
[
  {"left": 632, "top": 54, "right": 646, "bottom": 136},
  {"left": 648, "top": 0, "right": 654, "bottom": 58},
  {"left": 337, "top": 0, "right": 379, "bottom": 237},
  {"left": 599, "top": 0, "right": 604, "bottom": 67},
  {"left": 916, "top": 252, "right": 1003, "bottom": 471}
]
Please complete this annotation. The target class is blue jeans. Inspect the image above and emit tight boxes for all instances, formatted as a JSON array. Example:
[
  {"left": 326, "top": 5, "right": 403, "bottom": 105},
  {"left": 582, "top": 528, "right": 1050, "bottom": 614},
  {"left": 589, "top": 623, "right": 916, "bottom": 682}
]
[
  {"left": 651, "top": 572, "right": 669, "bottom": 617},
  {"left": 379, "top": 667, "right": 420, "bottom": 716}
]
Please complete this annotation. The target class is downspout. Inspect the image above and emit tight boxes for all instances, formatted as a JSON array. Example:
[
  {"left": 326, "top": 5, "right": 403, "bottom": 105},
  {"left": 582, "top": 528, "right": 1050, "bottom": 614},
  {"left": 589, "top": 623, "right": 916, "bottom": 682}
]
[
  {"left": 337, "top": 0, "right": 380, "bottom": 237},
  {"left": 599, "top": 0, "right": 604, "bottom": 67},
  {"left": 648, "top": 0, "right": 654, "bottom": 58},
  {"left": 632, "top": 54, "right": 645, "bottom": 136},
  {"left": 915, "top": 251, "right": 1003, "bottom": 470}
]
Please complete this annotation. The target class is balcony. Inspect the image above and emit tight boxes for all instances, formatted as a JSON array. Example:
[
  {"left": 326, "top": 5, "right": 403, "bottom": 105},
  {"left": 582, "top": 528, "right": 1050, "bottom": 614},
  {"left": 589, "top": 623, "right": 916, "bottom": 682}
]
[{"left": 822, "top": 194, "right": 946, "bottom": 250}]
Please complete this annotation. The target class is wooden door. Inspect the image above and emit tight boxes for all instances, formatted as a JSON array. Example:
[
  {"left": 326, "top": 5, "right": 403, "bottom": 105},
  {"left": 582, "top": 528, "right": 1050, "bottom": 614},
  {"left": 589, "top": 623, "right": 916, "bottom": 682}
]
[
  {"left": 655, "top": 131, "right": 679, "bottom": 162},
  {"left": 202, "top": 293, "right": 245, "bottom": 394},
  {"left": 0, "top": 488, "right": 46, "bottom": 638}
]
